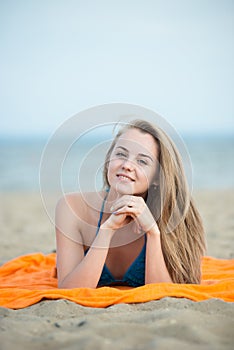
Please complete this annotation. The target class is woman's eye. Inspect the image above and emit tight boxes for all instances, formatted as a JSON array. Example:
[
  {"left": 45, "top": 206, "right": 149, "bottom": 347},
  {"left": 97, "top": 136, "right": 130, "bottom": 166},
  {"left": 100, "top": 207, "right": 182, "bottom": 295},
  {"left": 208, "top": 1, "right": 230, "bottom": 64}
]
[
  {"left": 137, "top": 159, "right": 147, "bottom": 165},
  {"left": 116, "top": 152, "right": 127, "bottom": 158}
]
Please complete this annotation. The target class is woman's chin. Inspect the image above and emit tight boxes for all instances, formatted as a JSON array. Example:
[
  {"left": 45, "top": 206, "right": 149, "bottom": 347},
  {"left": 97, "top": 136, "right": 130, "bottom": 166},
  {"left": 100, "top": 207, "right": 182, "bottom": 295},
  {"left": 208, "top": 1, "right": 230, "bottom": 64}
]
[{"left": 112, "top": 183, "right": 135, "bottom": 195}]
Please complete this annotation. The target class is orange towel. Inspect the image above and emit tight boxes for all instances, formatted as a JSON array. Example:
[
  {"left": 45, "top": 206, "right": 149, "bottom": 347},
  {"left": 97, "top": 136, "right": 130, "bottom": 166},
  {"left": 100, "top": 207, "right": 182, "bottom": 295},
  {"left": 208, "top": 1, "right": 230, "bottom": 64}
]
[{"left": 0, "top": 253, "right": 233, "bottom": 309}]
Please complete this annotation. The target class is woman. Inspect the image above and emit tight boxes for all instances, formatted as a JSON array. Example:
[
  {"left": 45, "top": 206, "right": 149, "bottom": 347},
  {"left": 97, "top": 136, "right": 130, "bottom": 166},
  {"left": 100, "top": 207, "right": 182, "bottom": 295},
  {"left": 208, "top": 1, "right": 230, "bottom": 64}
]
[{"left": 55, "top": 119, "right": 206, "bottom": 288}]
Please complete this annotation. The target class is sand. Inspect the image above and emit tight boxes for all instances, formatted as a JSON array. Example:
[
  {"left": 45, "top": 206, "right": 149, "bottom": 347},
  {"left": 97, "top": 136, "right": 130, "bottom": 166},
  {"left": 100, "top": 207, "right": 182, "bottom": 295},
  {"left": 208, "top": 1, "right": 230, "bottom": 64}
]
[{"left": 0, "top": 190, "right": 234, "bottom": 349}]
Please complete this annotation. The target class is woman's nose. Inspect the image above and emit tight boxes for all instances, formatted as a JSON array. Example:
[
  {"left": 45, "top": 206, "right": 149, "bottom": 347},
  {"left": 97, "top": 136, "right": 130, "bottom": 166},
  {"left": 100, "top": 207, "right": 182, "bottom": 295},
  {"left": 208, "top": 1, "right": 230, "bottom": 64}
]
[{"left": 121, "top": 159, "right": 135, "bottom": 171}]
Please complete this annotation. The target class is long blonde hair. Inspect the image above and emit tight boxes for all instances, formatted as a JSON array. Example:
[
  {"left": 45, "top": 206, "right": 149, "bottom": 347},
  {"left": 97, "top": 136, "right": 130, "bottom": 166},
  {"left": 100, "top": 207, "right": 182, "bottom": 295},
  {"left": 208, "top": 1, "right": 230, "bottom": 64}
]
[{"left": 103, "top": 120, "right": 206, "bottom": 284}]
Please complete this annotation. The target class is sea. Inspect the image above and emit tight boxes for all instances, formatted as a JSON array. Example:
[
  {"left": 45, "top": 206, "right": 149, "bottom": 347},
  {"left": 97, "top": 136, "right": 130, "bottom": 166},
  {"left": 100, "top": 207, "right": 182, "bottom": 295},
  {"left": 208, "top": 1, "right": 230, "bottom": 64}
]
[{"left": 0, "top": 133, "right": 234, "bottom": 193}]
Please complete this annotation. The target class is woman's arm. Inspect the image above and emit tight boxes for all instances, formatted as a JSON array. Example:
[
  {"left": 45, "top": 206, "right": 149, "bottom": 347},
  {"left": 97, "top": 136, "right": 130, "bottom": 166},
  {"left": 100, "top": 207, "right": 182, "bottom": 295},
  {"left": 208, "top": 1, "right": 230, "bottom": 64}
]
[
  {"left": 145, "top": 225, "right": 172, "bottom": 284},
  {"left": 110, "top": 195, "right": 173, "bottom": 284},
  {"left": 56, "top": 227, "right": 114, "bottom": 289},
  {"left": 55, "top": 195, "right": 114, "bottom": 289}
]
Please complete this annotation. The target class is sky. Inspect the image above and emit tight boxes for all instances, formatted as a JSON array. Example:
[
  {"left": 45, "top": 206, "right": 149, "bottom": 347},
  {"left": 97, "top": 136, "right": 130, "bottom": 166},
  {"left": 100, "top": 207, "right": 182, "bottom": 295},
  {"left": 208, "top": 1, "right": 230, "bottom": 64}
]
[{"left": 0, "top": 0, "right": 234, "bottom": 136}]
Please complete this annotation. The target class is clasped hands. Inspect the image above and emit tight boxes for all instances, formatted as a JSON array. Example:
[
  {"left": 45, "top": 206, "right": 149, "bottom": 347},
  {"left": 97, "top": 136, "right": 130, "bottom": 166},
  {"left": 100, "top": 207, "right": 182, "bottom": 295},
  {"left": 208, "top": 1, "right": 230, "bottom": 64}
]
[{"left": 103, "top": 195, "right": 160, "bottom": 235}]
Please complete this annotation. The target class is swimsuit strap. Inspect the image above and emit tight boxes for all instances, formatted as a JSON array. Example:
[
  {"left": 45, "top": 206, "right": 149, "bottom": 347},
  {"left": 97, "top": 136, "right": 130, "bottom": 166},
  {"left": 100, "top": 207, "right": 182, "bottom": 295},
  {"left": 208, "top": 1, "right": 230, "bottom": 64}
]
[{"left": 96, "top": 188, "right": 109, "bottom": 235}]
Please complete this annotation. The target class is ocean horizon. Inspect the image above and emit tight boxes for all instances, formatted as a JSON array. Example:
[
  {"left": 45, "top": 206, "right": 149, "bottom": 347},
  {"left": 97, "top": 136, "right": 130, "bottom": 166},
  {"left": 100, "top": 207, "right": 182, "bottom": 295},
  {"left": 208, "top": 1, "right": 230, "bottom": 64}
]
[{"left": 0, "top": 132, "right": 234, "bottom": 192}]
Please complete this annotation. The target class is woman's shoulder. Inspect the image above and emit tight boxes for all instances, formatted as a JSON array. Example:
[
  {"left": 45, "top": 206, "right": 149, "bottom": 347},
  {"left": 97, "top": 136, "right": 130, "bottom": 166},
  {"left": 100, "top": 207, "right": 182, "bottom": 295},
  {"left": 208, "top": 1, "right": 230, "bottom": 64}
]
[{"left": 56, "top": 190, "right": 107, "bottom": 216}]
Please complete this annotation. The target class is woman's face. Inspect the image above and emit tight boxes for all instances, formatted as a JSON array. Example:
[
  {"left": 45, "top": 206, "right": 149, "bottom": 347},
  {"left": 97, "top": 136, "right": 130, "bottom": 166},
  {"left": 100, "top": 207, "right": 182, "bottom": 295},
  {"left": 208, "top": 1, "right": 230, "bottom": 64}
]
[{"left": 107, "top": 128, "right": 159, "bottom": 197}]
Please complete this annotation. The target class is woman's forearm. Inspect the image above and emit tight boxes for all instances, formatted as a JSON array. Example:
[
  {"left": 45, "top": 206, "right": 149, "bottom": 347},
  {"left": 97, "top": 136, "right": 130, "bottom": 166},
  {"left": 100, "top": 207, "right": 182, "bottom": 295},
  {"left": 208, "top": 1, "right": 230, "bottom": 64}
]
[
  {"left": 145, "top": 226, "right": 172, "bottom": 284},
  {"left": 59, "top": 227, "right": 114, "bottom": 289}
]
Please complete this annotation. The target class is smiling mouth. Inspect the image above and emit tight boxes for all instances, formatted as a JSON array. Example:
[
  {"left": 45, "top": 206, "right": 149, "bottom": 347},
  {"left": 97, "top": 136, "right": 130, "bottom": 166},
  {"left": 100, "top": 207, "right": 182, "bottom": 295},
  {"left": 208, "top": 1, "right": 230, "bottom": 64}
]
[{"left": 116, "top": 174, "right": 135, "bottom": 182}]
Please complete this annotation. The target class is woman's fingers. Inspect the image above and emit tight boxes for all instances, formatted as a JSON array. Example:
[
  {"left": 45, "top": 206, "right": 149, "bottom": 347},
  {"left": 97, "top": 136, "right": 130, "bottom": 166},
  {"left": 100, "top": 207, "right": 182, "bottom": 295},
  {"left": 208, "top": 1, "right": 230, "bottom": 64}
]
[
  {"left": 113, "top": 203, "right": 156, "bottom": 233},
  {"left": 110, "top": 195, "right": 158, "bottom": 234},
  {"left": 106, "top": 212, "right": 133, "bottom": 231},
  {"left": 112, "top": 205, "right": 137, "bottom": 216},
  {"left": 111, "top": 195, "right": 142, "bottom": 213}
]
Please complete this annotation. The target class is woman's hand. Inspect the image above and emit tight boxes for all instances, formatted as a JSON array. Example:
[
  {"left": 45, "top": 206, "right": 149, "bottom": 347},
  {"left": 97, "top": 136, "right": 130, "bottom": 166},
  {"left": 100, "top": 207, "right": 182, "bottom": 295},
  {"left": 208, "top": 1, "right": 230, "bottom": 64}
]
[
  {"left": 101, "top": 210, "right": 133, "bottom": 231},
  {"left": 106, "top": 195, "right": 160, "bottom": 234}
]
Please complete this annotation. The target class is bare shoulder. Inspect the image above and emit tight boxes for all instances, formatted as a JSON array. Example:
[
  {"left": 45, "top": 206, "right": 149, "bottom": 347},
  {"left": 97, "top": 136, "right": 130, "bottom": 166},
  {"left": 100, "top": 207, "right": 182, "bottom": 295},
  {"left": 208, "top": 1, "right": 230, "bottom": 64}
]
[
  {"left": 56, "top": 190, "right": 106, "bottom": 223},
  {"left": 56, "top": 190, "right": 107, "bottom": 248}
]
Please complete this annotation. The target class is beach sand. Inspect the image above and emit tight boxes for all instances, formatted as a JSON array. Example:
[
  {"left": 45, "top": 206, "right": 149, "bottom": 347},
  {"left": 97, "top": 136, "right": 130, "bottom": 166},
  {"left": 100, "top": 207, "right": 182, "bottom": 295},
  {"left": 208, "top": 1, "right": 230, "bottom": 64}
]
[{"left": 0, "top": 190, "right": 234, "bottom": 349}]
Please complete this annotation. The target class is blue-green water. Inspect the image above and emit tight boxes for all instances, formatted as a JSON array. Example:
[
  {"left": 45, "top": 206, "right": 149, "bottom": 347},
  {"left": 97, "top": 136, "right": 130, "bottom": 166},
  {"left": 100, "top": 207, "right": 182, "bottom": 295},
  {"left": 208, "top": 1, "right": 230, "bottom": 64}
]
[{"left": 0, "top": 134, "right": 233, "bottom": 192}]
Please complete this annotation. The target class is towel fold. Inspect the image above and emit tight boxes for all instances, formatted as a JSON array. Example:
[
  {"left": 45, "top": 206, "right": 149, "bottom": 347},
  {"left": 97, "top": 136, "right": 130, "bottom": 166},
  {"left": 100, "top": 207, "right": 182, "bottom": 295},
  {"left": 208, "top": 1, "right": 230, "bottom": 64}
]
[{"left": 0, "top": 253, "right": 233, "bottom": 309}]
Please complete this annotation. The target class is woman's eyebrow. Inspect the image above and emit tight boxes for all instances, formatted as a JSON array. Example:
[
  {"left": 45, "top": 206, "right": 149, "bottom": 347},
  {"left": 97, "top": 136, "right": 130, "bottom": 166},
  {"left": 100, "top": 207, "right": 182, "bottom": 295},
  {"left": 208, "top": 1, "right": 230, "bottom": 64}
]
[
  {"left": 138, "top": 153, "right": 154, "bottom": 162},
  {"left": 116, "top": 146, "right": 128, "bottom": 152},
  {"left": 116, "top": 146, "right": 154, "bottom": 162}
]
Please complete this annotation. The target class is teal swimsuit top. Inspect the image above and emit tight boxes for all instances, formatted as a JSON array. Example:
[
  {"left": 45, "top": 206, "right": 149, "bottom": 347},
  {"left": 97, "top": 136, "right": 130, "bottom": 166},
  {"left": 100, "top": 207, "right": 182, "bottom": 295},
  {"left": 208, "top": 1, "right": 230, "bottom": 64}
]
[{"left": 86, "top": 190, "right": 146, "bottom": 287}]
